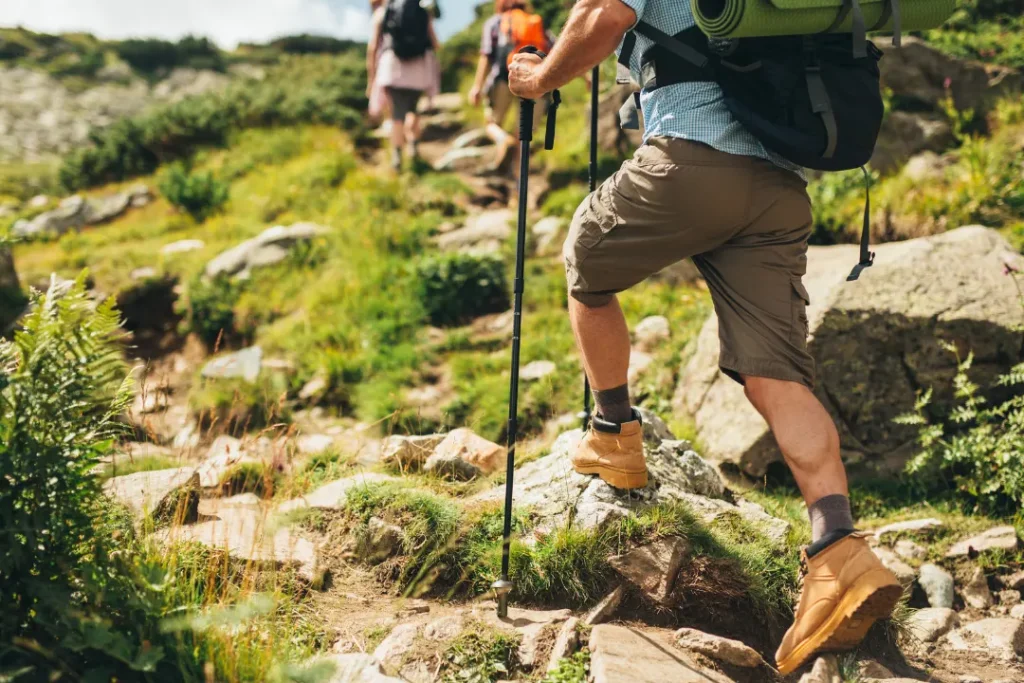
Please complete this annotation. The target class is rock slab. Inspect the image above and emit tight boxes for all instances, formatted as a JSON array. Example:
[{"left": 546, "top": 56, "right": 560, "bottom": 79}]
[
  {"left": 674, "top": 628, "right": 763, "bottom": 668},
  {"left": 947, "top": 526, "right": 1019, "bottom": 558},
  {"left": 607, "top": 537, "right": 689, "bottom": 605},
  {"left": 588, "top": 625, "right": 734, "bottom": 683},
  {"left": 907, "top": 607, "right": 959, "bottom": 643},
  {"left": 678, "top": 226, "right": 1024, "bottom": 478}
]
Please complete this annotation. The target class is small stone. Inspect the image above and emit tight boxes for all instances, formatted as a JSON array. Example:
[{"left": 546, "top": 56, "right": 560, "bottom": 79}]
[
  {"left": 532, "top": 217, "right": 566, "bottom": 253},
  {"left": 873, "top": 547, "right": 916, "bottom": 587},
  {"left": 584, "top": 585, "right": 624, "bottom": 626},
  {"left": 424, "top": 450, "right": 482, "bottom": 481},
  {"left": 430, "top": 428, "right": 504, "bottom": 476},
  {"left": 546, "top": 617, "right": 580, "bottom": 672},
  {"left": 857, "top": 659, "right": 894, "bottom": 678},
  {"left": 356, "top": 518, "right": 404, "bottom": 564},
  {"left": 634, "top": 316, "right": 671, "bottom": 352},
  {"left": 380, "top": 434, "right": 446, "bottom": 471},
  {"left": 299, "top": 376, "right": 328, "bottom": 401},
  {"left": 607, "top": 537, "right": 690, "bottom": 605},
  {"left": 1011, "top": 604, "right": 1024, "bottom": 620},
  {"left": 424, "top": 615, "right": 464, "bottom": 641},
  {"left": 201, "top": 346, "right": 263, "bottom": 383},
  {"left": 798, "top": 655, "right": 840, "bottom": 683},
  {"left": 161, "top": 239, "right": 205, "bottom": 256},
  {"left": 906, "top": 607, "right": 958, "bottom": 643},
  {"left": 395, "top": 600, "right": 431, "bottom": 618},
  {"left": 29, "top": 194, "right": 49, "bottom": 209},
  {"left": 944, "top": 618, "right": 1024, "bottom": 660},
  {"left": 373, "top": 623, "right": 420, "bottom": 671},
  {"left": 130, "top": 266, "right": 158, "bottom": 281},
  {"left": 520, "top": 360, "right": 557, "bottom": 381},
  {"left": 634, "top": 407, "right": 676, "bottom": 446},
  {"left": 959, "top": 677, "right": 983, "bottom": 683},
  {"left": 674, "top": 628, "right": 763, "bottom": 668},
  {"left": 296, "top": 434, "right": 335, "bottom": 455},
  {"left": 919, "top": 563, "right": 955, "bottom": 609},
  {"left": 893, "top": 539, "right": 927, "bottom": 561},
  {"left": 1002, "top": 570, "right": 1024, "bottom": 591},
  {"left": 963, "top": 567, "right": 994, "bottom": 609},
  {"left": 946, "top": 526, "right": 1019, "bottom": 558},
  {"left": 999, "top": 590, "right": 1022, "bottom": 606},
  {"left": 874, "top": 518, "right": 945, "bottom": 542}
]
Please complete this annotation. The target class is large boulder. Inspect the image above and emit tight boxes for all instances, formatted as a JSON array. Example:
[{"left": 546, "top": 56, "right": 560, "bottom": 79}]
[
  {"left": 870, "top": 111, "right": 953, "bottom": 173},
  {"left": 879, "top": 37, "right": 1022, "bottom": 119},
  {"left": 205, "top": 222, "right": 324, "bottom": 279},
  {"left": 473, "top": 426, "right": 788, "bottom": 543},
  {"left": 104, "top": 467, "right": 199, "bottom": 517},
  {"left": 676, "top": 226, "right": 1024, "bottom": 479}
]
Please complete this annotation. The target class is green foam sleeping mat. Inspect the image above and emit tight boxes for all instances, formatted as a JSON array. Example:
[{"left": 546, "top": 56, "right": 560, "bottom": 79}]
[{"left": 691, "top": 0, "right": 956, "bottom": 39}]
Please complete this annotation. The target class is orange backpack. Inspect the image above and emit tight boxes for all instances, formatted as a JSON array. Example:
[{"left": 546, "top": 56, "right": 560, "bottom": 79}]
[{"left": 495, "top": 9, "right": 549, "bottom": 77}]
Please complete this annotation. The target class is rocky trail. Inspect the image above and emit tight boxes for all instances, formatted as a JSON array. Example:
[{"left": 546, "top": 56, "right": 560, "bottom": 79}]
[{"left": 13, "top": 50, "right": 1024, "bottom": 682}]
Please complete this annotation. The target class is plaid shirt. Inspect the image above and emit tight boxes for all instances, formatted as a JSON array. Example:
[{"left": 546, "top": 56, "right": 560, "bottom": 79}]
[{"left": 618, "top": 0, "right": 802, "bottom": 175}]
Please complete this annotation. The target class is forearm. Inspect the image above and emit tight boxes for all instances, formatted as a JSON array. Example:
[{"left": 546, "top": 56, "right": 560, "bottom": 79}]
[
  {"left": 535, "top": 0, "right": 635, "bottom": 92},
  {"left": 472, "top": 54, "right": 491, "bottom": 90}
]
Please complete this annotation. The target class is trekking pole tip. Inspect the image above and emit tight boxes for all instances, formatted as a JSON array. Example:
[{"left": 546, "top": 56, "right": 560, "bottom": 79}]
[{"left": 492, "top": 579, "right": 513, "bottom": 619}]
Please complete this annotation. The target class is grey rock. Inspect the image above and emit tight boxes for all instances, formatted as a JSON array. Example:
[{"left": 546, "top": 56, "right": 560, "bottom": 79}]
[
  {"left": 1003, "top": 571, "right": 1024, "bottom": 591},
  {"left": 449, "top": 128, "right": 491, "bottom": 150},
  {"left": 201, "top": 346, "right": 263, "bottom": 383},
  {"left": 589, "top": 625, "right": 734, "bottom": 683},
  {"left": 354, "top": 518, "right": 404, "bottom": 564},
  {"left": 677, "top": 226, "right": 1024, "bottom": 478},
  {"left": 546, "top": 617, "right": 581, "bottom": 672},
  {"left": 520, "top": 360, "right": 556, "bottom": 381},
  {"left": 874, "top": 518, "right": 944, "bottom": 542},
  {"left": 532, "top": 216, "right": 565, "bottom": 253},
  {"left": 205, "top": 223, "right": 324, "bottom": 279},
  {"left": 584, "top": 585, "right": 624, "bottom": 626},
  {"left": 635, "top": 407, "right": 676, "bottom": 446},
  {"left": 433, "top": 146, "right": 487, "bottom": 172},
  {"left": 906, "top": 608, "right": 958, "bottom": 643},
  {"left": 278, "top": 473, "right": 399, "bottom": 514},
  {"left": 634, "top": 315, "right": 671, "bottom": 351},
  {"left": 380, "top": 434, "right": 446, "bottom": 471},
  {"left": 423, "top": 615, "right": 464, "bottom": 642},
  {"left": 998, "top": 590, "right": 1022, "bottom": 607},
  {"left": 963, "top": 567, "right": 994, "bottom": 610},
  {"left": 799, "top": 655, "right": 840, "bottom": 683},
  {"left": 871, "top": 111, "right": 953, "bottom": 173},
  {"left": 1010, "top": 604, "right": 1024, "bottom": 620},
  {"left": 424, "top": 450, "right": 482, "bottom": 481},
  {"left": 857, "top": 659, "right": 894, "bottom": 678},
  {"left": 161, "top": 239, "right": 205, "bottom": 256},
  {"left": 304, "top": 653, "right": 404, "bottom": 683},
  {"left": 944, "top": 618, "right": 1024, "bottom": 661},
  {"left": 947, "top": 526, "right": 1020, "bottom": 558},
  {"left": 11, "top": 186, "right": 150, "bottom": 239},
  {"left": 894, "top": 539, "right": 927, "bottom": 561},
  {"left": 437, "top": 209, "right": 513, "bottom": 252},
  {"left": 902, "top": 151, "right": 949, "bottom": 182},
  {"left": 479, "top": 606, "right": 571, "bottom": 670},
  {"left": 919, "top": 563, "right": 955, "bottom": 609},
  {"left": 608, "top": 537, "right": 689, "bottom": 605},
  {"left": 674, "top": 628, "right": 763, "bottom": 668},
  {"left": 195, "top": 435, "right": 259, "bottom": 488},
  {"left": 873, "top": 547, "right": 916, "bottom": 587},
  {"left": 156, "top": 507, "right": 320, "bottom": 583},
  {"left": 104, "top": 467, "right": 198, "bottom": 517},
  {"left": 373, "top": 623, "right": 420, "bottom": 672}
]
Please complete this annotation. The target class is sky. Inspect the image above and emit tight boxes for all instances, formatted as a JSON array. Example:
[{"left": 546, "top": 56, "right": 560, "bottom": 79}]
[{"left": 0, "top": 0, "right": 477, "bottom": 47}]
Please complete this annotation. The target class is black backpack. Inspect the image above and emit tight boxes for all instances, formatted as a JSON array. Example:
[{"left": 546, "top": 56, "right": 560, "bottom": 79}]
[
  {"left": 383, "top": 0, "right": 432, "bottom": 61},
  {"left": 619, "top": 21, "right": 893, "bottom": 277}
]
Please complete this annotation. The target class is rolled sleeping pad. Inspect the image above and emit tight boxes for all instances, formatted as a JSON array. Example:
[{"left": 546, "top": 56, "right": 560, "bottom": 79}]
[{"left": 692, "top": 0, "right": 955, "bottom": 39}]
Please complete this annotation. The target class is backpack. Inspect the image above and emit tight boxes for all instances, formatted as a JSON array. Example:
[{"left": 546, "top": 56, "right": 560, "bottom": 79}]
[
  {"left": 618, "top": 21, "right": 890, "bottom": 276},
  {"left": 383, "top": 0, "right": 432, "bottom": 61},
  {"left": 495, "top": 9, "right": 549, "bottom": 80}
]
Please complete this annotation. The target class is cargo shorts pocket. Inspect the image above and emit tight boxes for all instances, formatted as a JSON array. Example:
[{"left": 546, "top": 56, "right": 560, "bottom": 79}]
[
  {"left": 566, "top": 181, "right": 621, "bottom": 259},
  {"left": 791, "top": 279, "right": 811, "bottom": 345}
]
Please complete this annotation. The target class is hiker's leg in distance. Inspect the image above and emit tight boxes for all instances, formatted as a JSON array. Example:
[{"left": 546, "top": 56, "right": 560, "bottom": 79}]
[{"left": 485, "top": 83, "right": 515, "bottom": 168}]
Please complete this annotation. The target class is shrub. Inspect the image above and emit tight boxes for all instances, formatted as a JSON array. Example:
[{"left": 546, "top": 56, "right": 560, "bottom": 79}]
[
  {"left": 268, "top": 34, "right": 363, "bottom": 55},
  {"left": 416, "top": 253, "right": 510, "bottom": 327},
  {"left": 114, "top": 35, "right": 224, "bottom": 75},
  {"left": 179, "top": 275, "right": 244, "bottom": 348},
  {"left": 900, "top": 343, "right": 1024, "bottom": 512},
  {"left": 159, "top": 163, "right": 230, "bottom": 221}
]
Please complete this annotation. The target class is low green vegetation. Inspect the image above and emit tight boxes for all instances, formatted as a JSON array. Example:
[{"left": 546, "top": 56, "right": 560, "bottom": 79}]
[
  {"left": 440, "top": 627, "right": 521, "bottom": 683},
  {"left": 159, "top": 163, "right": 230, "bottom": 222},
  {"left": 542, "top": 651, "right": 590, "bottom": 683},
  {"left": 926, "top": 0, "right": 1024, "bottom": 67},
  {"left": 416, "top": 252, "right": 510, "bottom": 327},
  {"left": 99, "top": 452, "right": 182, "bottom": 480}
]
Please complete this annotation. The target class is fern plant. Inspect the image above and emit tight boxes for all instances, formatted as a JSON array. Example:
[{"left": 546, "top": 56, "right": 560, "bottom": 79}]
[{"left": 899, "top": 341, "right": 1024, "bottom": 511}]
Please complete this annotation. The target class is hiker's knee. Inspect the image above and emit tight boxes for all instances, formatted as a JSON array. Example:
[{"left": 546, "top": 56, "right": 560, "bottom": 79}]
[{"left": 743, "top": 375, "right": 805, "bottom": 412}]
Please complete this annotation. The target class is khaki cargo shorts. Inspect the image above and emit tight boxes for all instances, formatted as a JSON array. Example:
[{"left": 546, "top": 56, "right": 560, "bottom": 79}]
[{"left": 565, "top": 137, "right": 815, "bottom": 388}]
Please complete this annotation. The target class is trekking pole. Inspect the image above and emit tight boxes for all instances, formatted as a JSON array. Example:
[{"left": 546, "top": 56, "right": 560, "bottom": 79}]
[
  {"left": 494, "top": 47, "right": 560, "bottom": 620},
  {"left": 580, "top": 65, "right": 600, "bottom": 431}
]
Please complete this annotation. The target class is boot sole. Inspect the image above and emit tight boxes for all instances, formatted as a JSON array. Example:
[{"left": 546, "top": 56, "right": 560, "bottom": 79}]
[
  {"left": 776, "top": 570, "right": 903, "bottom": 676},
  {"left": 572, "top": 463, "right": 648, "bottom": 490}
]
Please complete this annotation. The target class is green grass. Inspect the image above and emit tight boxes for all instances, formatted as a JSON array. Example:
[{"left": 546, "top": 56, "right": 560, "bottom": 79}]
[
  {"left": 440, "top": 625, "right": 521, "bottom": 683},
  {"left": 99, "top": 452, "right": 182, "bottom": 480}
]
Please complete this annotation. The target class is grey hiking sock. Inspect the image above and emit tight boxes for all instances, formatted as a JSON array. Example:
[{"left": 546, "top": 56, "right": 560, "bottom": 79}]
[
  {"left": 808, "top": 494, "right": 855, "bottom": 544},
  {"left": 593, "top": 383, "right": 633, "bottom": 424}
]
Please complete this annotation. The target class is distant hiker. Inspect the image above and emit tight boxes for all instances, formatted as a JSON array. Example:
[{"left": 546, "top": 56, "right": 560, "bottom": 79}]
[
  {"left": 468, "top": 0, "right": 554, "bottom": 172},
  {"left": 368, "top": 0, "right": 442, "bottom": 170},
  {"left": 508, "top": 0, "right": 901, "bottom": 674}
]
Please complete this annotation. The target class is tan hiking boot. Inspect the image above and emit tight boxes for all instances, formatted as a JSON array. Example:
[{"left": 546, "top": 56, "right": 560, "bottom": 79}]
[
  {"left": 775, "top": 532, "right": 903, "bottom": 675},
  {"left": 571, "top": 412, "right": 648, "bottom": 490}
]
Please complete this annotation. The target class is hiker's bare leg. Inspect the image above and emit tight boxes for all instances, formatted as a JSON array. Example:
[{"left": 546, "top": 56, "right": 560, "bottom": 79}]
[
  {"left": 742, "top": 376, "right": 848, "bottom": 505},
  {"left": 569, "top": 296, "right": 630, "bottom": 391},
  {"left": 405, "top": 112, "right": 421, "bottom": 143}
]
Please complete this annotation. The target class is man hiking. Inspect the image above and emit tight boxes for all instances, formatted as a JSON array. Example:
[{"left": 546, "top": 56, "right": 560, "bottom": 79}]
[
  {"left": 367, "top": 0, "right": 441, "bottom": 170},
  {"left": 468, "top": 0, "right": 554, "bottom": 173},
  {"left": 507, "top": 0, "right": 902, "bottom": 674}
]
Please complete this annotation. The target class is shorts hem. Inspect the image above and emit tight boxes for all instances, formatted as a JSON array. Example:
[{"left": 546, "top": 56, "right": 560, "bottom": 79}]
[{"left": 719, "top": 353, "right": 815, "bottom": 390}]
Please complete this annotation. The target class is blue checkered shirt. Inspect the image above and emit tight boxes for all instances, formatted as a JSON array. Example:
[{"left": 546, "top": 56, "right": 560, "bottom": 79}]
[{"left": 618, "top": 0, "right": 802, "bottom": 175}]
